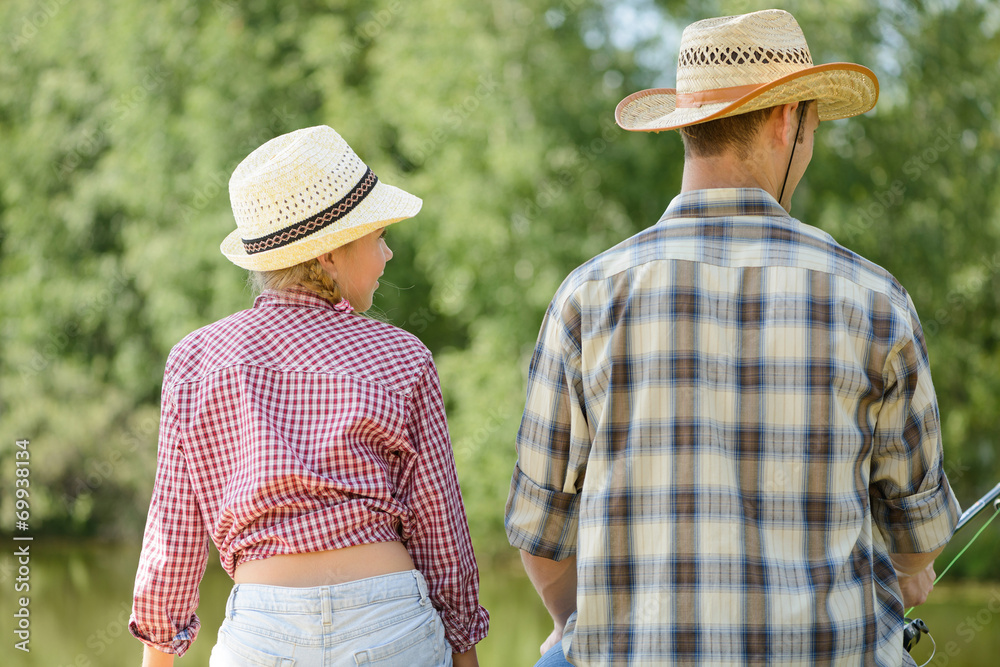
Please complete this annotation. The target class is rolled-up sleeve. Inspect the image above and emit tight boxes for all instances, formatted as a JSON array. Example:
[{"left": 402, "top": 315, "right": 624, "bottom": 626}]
[
  {"left": 129, "top": 385, "right": 210, "bottom": 656},
  {"left": 505, "top": 297, "right": 586, "bottom": 561},
  {"left": 870, "top": 302, "right": 961, "bottom": 554},
  {"left": 401, "top": 358, "right": 489, "bottom": 653}
]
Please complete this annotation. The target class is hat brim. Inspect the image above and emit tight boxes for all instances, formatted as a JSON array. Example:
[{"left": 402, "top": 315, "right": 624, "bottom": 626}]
[
  {"left": 616, "top": 63, "right": 879, "bottom": 132},
  {"left": 221, "top": 180, "right": 422, "bottom": 271}
]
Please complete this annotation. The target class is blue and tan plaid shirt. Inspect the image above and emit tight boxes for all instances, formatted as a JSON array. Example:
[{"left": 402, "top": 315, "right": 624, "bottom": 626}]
[{"left": 506, "top": 188, "right": 960, "bottom": 666}]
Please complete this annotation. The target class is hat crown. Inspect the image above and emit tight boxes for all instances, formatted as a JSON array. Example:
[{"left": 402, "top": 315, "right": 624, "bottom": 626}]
[
  {"left": 228, "top": 125, "right": 369, "bottom": 242},
  {"left": 676, "top": 9, "right": 814, "bottom": 93}
]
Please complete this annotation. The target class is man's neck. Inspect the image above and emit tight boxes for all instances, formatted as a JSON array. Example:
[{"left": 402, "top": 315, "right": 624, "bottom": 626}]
[{"left": 680, "top": 153, "right": 778, "bottom": 198}]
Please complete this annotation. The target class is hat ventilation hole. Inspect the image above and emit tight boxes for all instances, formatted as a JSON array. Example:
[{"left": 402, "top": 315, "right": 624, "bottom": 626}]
[{"left": 679, "top": 45, "right": 811, "bottom": 68}]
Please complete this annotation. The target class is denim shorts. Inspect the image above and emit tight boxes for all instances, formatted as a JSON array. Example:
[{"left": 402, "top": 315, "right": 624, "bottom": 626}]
[{"left": 209, "top": 570, "right": 451, "bottom": 666}]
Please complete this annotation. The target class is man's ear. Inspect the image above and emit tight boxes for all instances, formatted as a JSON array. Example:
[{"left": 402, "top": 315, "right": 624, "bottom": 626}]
[
  {"left": 316, "top": 252, "right": 338, "bottom": 282},
  {"left": 772, "top": 102, "right": 802, "bottom": 148}
]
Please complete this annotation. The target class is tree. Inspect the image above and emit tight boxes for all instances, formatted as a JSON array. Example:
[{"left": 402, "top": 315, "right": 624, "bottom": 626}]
[{"left": 1, "top": 0, "right": 998, "bottom": 577}]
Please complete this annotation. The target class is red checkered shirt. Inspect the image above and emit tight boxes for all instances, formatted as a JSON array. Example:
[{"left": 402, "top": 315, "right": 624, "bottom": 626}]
[{"left": 129, "top": 289, "right": 489, "bottom": 655}]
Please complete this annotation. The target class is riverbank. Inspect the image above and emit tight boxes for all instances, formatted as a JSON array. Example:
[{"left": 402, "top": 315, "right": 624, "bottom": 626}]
[{"left": 1, "top": 541, "right": 997, "bottom": 666}]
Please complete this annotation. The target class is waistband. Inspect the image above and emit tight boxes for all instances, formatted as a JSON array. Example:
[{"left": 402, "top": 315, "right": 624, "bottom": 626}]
[{"left": 226, "top": 569, "right": 430, "bottom": 619}]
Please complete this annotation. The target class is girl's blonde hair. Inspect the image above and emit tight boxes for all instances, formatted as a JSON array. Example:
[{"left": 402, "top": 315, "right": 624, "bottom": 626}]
[{"left": 248, "top": 257, "right": 342, "bottom": 304}]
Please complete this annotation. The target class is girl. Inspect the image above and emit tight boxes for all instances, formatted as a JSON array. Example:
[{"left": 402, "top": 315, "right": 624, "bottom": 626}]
[{"left": 129, "top": 126, "right": 488, "bottom": 666}]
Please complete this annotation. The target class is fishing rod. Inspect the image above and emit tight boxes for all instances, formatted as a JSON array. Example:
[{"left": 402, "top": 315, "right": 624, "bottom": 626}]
[
  {"left": 952, "top": 481, "right": 1000, "bottom": 533},
  {"left": 903, "top": 481, "right": 1000, "bottom": 658}
]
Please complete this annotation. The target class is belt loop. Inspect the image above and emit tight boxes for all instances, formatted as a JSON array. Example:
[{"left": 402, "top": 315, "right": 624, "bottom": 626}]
[
  {"left": 321, "top": 587, "right": 332, "bottom": 626},
  {"left": 227, "top": 585, "right": 238, "bottom": 621},
  {"left": 413, "top": 570, "right": 429, "bottom": 603}
]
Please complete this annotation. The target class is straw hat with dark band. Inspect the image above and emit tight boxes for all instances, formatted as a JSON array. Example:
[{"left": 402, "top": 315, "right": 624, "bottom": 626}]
[
  {"left": 222, "top": 125, "right": 421, "bottom": 271},
  {"left": 615, "top": 9, "right": 879, "bottom": 132}
]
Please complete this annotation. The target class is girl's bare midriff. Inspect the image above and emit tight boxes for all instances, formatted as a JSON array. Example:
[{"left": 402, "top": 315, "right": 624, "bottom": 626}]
[{"left": 234, "top": 541, "right": 416, "bottom": 587}]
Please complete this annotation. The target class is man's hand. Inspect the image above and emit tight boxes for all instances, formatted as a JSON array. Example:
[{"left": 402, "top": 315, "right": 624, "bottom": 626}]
[
  {"left": 895, "top": 560, "right": 936, "bottom": 608},
  {"left": 520, "top": 550, "right": 577, "bottom": 655},
  {"left": 890, "top": 547, "right": 944, "bottom": 609},
  {"left": 540, "top": 625, "right": 563, "bottom": 655}
]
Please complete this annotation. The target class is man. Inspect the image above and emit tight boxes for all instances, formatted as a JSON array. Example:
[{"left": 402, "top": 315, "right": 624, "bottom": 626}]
[{"left": 505, "top": 10, "right": 960, "bottom": 666}]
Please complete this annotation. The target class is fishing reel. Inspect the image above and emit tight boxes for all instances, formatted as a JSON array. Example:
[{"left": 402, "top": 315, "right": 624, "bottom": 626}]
[
  {"left": 898, "top": 486, "right": 1000, "bottom": 657},
  {"left": 902, "top": 616, "right": 930, "bottom": 653}
]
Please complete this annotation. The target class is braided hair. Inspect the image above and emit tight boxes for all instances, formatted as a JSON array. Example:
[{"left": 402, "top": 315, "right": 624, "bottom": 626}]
[{"left": 248, "top": 256, "right": 343, "bottom": 305}]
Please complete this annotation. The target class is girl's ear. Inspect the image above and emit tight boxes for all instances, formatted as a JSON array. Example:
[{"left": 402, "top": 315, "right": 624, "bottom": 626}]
[{"left": 316, "top": 252, "right": 338, "bottom": 282}]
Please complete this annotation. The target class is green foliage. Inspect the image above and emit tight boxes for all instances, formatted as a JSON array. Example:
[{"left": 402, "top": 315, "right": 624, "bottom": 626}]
[{"left": 1, "top": 0, "right": 999, "bottom": 578}]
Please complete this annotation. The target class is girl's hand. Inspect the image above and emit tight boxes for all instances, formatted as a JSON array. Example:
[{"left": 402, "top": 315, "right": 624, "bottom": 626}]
[
  {"left": 141, "top": 645, "right": 175, "bottom": 667},
  {"left": 452, "top": 646, "right": 480, "bottom": 667}
]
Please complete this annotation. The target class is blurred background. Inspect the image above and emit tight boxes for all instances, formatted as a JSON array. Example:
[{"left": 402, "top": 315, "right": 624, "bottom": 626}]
[{"left": 1, "top": 0, "right": 999, "bottom": 664}]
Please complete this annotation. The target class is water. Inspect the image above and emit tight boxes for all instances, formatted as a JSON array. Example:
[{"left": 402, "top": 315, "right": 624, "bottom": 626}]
[
  {"left": 0, "top": 541, "right": 550, "bottom": 666},
  {"left": 1, "top": 541, "right": 998, "bottom": 666}
]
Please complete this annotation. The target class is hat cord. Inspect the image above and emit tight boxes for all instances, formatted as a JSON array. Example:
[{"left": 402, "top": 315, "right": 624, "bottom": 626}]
[{"left": 778, "top": 104, "right": 808, "bottom": 205}]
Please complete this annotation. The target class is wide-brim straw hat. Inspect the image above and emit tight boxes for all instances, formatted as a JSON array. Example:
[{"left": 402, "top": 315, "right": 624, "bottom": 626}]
[
  {"left": 615, "top": 9, "right": 879, "bottom": 132},
  {"left": 221, "top": 125, "right": 422, "bottom": 271}
]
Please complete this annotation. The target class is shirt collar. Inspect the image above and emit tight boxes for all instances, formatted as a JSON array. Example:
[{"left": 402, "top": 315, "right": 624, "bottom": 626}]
[
  {"left": 253, "top": 288, "right": 339, "bottom": 312},
  {"left": 657, "top": 187, "right": 839, "bottom": 246},
  {"left": 660, "top": 188, "right": 789, "bottom": 223}
]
